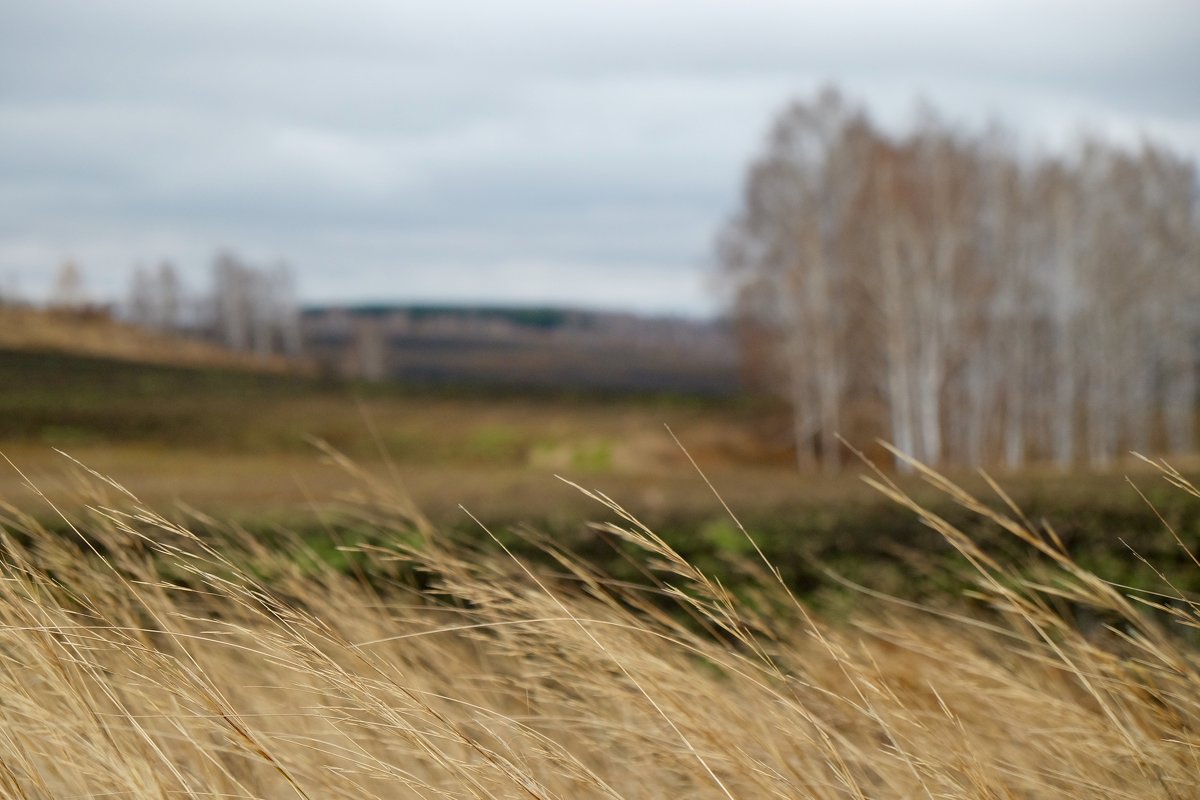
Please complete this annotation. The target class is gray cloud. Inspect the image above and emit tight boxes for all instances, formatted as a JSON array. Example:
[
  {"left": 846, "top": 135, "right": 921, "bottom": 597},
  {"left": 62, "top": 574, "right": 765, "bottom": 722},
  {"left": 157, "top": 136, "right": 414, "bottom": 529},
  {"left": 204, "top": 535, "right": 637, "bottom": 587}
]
[{"left": 1, "top": 0, "right": 1197, "bottom": 314}]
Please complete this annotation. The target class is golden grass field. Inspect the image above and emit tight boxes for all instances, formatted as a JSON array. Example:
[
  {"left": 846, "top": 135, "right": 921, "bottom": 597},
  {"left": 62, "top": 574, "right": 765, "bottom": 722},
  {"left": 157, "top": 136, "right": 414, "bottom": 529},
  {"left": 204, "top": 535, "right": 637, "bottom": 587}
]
[
  {"left": 2, "top": 325, "right": 1199, "bottom": 795},
  {"left": 0, "top": 448, "right": 1197, "bottom": 798}
]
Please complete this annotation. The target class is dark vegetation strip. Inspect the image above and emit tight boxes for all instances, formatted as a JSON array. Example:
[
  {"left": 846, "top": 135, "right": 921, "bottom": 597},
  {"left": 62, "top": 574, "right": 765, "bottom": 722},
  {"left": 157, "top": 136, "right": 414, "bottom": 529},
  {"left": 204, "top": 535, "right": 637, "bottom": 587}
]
[
  {"left": 16, "top": 492, "right": 1200, "bottom": 618},
  {"left": 0, "top": 348, "right": 751, "bottom": 451}
]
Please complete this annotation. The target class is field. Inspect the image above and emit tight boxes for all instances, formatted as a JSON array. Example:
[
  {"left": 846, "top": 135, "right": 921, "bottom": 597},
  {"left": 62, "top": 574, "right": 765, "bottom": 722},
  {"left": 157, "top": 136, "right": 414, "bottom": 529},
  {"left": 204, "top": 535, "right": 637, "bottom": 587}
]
[
  {"left": 0, "top": 348, "right": 1196, "bottom": 582},
  {"left": 3, "top": 348, "right": 1200, "bottom": 598},
  {"left": 3, "top": 346, "right": 1200, "bottom": 796},
  {"left": 1, "top": 441, "right": 1199, "bottom": 797},
  {"left": 0, "top": 306, "right": 300, "bottom": 373}
]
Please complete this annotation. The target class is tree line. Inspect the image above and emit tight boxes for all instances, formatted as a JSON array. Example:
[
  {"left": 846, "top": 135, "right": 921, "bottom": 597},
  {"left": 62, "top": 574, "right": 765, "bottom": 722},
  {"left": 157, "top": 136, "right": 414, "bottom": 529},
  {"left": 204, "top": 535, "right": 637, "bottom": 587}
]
[
  {"left": 718, "top": 88, "right": 1200, "bottom": 470},
  {"left": 42, "top": 253, "right": 302, "bottom": 358}
]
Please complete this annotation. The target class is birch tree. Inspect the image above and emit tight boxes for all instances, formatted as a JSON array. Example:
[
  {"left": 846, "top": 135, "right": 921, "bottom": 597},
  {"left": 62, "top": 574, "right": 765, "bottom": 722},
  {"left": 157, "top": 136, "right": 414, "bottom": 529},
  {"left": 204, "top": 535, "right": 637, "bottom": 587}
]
[
  {"left": 209, "top": 252, "right": 303, "bottom": 357},
  {"left": 50, "top": 261, "right": 87, "bottom": 310},
  {"left": 719, "top": 89, "right": 1200, "bottom": 470},
  {"left": 127, "top": 262, "right": 182, "bottom": 331},
  {"left": 717, "top": 88, "right": 867, "bottom": 469}
]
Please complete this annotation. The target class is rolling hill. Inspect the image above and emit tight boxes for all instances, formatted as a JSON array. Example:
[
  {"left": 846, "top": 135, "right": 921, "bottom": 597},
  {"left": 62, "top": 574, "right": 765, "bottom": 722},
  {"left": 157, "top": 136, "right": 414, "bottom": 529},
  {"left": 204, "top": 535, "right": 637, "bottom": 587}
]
[{"left": 0, "top": 304, "right": 301, "bottom": 373}]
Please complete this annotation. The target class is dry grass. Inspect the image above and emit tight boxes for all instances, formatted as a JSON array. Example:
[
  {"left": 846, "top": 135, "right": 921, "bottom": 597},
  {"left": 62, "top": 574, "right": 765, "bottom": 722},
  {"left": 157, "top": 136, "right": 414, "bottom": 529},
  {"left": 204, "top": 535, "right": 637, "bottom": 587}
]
[
  {"left": 0, "top": 451, "right": 1198, "bottom": 798},
  {"left": 0, "top": 306, "right": 303, "bottom": 373}
]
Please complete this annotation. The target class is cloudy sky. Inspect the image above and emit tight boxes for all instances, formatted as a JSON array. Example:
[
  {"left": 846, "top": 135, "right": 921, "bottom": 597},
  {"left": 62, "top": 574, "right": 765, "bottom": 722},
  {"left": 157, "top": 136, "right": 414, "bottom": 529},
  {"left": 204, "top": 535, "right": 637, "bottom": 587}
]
[{"left": 2, "top": 1, "right": 1197, "bottom": 316}]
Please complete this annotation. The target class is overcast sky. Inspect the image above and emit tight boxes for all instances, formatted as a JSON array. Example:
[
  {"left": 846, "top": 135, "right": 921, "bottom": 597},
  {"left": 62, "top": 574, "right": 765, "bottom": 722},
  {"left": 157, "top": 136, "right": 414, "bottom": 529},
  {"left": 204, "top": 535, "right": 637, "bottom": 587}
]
[{"left": 2, "top": 1, "right": 1197, "bottom": 316}]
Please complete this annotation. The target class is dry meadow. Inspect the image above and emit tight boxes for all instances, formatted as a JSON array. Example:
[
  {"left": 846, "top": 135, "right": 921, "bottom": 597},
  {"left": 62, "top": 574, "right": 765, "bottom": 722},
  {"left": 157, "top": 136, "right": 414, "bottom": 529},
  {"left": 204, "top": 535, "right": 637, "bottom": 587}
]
[{"left": 0, "top": 449, "right": 1197, "bottom": 799}]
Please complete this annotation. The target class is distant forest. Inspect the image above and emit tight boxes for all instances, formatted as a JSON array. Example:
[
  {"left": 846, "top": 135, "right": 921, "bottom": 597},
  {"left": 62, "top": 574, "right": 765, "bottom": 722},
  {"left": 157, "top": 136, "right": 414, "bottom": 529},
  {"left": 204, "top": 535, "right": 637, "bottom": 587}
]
[
  {"left": 8, "top": 264, "right": 742, "bottom": 397},
  {"left": 323, "top": 304, "right": 580, "bottom": 331},
  {"left": 301, "top": 304, "right": 740, "bottom": 395}
]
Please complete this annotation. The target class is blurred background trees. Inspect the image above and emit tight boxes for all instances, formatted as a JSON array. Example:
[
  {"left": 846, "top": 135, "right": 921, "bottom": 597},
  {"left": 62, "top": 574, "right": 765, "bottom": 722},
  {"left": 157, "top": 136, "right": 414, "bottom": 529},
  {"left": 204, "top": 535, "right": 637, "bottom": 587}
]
[
  {"left": 50, "top": 261, "right": 89, "bottom": 311},
  {"left": 210, "top": 253, "right": 302, "bottom": 358},
  {"left": 719, "top": 88, "right": 1200, "bottom": 470},
  {"left": 123, "top": 253, "right": 301, "bottom": 358},
  {"left": 128, "top": 262, "right": 182, "bottom": 332}
]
